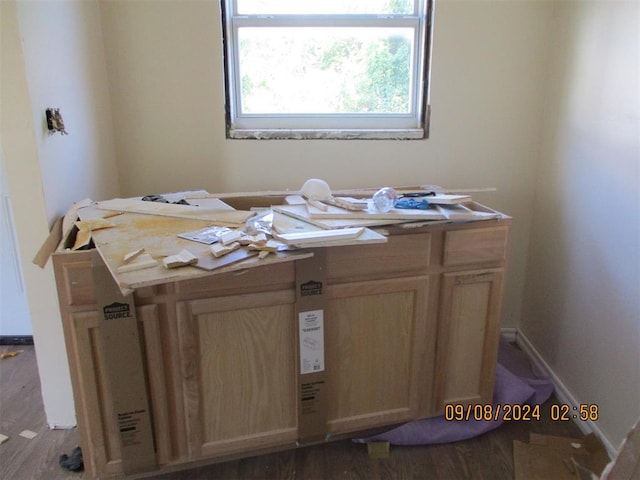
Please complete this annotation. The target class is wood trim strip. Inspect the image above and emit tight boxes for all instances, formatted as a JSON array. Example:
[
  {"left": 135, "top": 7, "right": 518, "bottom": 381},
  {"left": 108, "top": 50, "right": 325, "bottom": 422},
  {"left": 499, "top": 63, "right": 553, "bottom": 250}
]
[
  {"left": 138, "top": 304, "right": 172, "bottom": 465},
  {"left": 177, "top": 301, "right": 203, "bottom": 459}
]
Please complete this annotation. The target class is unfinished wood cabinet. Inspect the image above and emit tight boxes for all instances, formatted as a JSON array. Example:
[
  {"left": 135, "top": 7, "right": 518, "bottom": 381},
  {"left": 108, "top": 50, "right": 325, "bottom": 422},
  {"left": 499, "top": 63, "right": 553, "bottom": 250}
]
[
  {"left": 432, "top": 226, "right": 509, "bottom": 412},
  {"left": 53, "top": 200, "right": 510, "bottom": 479}
]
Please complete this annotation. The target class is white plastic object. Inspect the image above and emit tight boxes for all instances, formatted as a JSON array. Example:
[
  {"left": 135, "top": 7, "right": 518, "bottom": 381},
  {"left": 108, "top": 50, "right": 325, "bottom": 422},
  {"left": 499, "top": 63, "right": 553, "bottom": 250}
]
[
  {"left": 301, "top": 178, "right": 332, "bottom": 201},
  {"left": 372, "top": 187, "right": 398, "bottom": 212}
]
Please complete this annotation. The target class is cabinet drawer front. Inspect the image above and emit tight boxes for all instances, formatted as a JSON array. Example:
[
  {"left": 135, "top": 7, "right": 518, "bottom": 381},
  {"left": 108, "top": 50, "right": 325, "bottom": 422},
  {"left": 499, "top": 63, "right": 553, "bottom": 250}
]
[
  {"left": 326, "top": 233, "right": 430, "bottom": 282},
  {"left": 443, "top": 227, "right": 508, "bottom": 266},
  {"left": 175, "top": 261, "right": 294, "bottom": 297}
]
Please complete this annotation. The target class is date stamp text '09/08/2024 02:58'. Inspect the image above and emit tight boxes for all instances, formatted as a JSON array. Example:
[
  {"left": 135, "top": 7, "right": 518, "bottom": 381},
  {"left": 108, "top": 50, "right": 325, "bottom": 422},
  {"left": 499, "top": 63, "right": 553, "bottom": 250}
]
[{"left": 444, "top": 403, "right": 600, "bottom": 422}]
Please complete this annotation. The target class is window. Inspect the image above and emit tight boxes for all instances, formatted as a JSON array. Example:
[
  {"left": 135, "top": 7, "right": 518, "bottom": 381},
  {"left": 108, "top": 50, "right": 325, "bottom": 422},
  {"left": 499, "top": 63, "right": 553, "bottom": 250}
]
[{"left": 221, "top": 0, "right": 434, "bottom": 139}]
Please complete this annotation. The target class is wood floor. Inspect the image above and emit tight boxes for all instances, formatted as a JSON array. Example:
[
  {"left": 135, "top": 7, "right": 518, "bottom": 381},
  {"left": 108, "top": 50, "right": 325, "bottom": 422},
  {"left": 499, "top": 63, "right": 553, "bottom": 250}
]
[{"left": 0, "top": 345, "right": 585, "bottom": 480}]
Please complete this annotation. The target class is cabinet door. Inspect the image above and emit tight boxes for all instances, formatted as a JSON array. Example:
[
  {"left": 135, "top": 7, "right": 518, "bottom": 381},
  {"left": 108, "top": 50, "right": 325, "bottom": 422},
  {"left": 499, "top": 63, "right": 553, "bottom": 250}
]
[
  {"left": 176, "top": 290, "right": 298, "bottom": 460},
  {"left": 434, "top": 269, "right": 504, "bottom": 411},
  {"left": 325, "top": 276, "right": 432, "bottom": 434}
]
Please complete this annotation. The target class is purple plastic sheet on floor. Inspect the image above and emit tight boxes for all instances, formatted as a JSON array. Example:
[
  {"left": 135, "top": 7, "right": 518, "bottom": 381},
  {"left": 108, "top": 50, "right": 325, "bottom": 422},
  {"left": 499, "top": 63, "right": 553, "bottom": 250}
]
[{"left": 353, "top": 340, "right": 554, "bottom": 446}]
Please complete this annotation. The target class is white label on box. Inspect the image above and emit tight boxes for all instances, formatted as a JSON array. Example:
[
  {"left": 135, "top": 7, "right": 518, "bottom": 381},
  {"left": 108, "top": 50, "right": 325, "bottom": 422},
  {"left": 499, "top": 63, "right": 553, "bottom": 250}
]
[{"left": 299, "top": 310, "right": 324, "bottom": 374}]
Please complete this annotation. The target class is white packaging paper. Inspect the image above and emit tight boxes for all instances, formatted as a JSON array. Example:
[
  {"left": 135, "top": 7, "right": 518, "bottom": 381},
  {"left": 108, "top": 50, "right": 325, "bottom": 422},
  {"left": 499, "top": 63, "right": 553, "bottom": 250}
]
[{"left": 299, "top": 310, "right": 324, "bottom": 374}]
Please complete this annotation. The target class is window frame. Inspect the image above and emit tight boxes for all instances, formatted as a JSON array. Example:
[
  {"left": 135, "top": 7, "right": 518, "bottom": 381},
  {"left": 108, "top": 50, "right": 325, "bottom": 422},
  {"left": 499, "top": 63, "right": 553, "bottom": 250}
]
[{"left": 221, "top": 0, "right": 434, "bottom": 140}]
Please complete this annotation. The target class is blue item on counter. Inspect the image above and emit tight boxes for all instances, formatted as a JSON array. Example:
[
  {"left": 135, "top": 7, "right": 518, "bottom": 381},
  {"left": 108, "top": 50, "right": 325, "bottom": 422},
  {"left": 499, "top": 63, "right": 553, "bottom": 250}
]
[{"left": 394, "top": 198, "right": 430, "bottom": 210}]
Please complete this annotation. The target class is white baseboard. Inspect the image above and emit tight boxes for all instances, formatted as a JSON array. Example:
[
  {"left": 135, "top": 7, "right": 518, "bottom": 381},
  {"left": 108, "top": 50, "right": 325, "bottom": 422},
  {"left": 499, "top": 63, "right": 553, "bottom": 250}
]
[
  {"left": 500, "top": 327, "right": 517, "bottom": 343},
  {"left": 47, "top": 423, "right": 76, "bottom": 430},
  {"left": 500, "top": 327, "right": 617, "bottom": 458}
]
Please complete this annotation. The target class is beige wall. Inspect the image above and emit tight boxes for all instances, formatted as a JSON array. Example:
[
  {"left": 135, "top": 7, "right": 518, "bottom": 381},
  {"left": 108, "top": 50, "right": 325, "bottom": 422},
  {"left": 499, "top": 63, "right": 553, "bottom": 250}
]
[
  {"left": 100, "top": 0, "right": 554, "bottom": 330},
  {"left": 522, "top": 1, "right": 640, "bottom": 449},
  {"left": 17, "top": 0, "right": 120, "bottom": 224},
  {"left": 2, "top": 0, "right": 120, "bottom": 426},
  {"left": 2, "top": 0, "right": 75, "bottom": 427}
]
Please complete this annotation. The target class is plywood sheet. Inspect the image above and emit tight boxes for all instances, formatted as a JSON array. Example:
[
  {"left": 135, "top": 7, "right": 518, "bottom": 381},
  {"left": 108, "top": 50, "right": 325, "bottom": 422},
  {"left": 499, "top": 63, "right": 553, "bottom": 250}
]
[
  {"left": 75, "top": 201, "right": 383, "bottom": 293},
  {"left": 76, "top": 205, "right": 305, "bottom": 292},
  {"left": 94, "top": 198, "right": 255, "bottom": 226}
]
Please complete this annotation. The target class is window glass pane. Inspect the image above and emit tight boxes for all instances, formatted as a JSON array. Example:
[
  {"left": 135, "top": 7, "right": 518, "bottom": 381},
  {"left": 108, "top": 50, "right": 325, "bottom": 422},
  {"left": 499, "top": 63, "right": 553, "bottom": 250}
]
[
  {"left": 237, "top": 0, "right": 414, "bottom": 15},
  {"left": 237, "top": 27, "right": 414, "bottom": 115}
]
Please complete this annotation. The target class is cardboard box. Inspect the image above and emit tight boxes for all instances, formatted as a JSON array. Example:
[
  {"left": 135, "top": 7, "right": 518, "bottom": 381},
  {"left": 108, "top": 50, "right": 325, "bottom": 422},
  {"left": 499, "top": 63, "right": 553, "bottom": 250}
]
[
  {"left": 295, "top": 250, "right": 328, "bottom": 444},
  {"left": 514, "top": 433, "right": 610, "bottom": 480},
  {"left": 92, "top": 256, "right": 157, "bottom": 474}
]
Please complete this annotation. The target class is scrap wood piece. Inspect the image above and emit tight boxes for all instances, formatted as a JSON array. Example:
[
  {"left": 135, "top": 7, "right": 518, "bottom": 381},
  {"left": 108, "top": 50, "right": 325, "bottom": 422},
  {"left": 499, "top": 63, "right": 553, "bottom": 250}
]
[
  {"left": 61, "top": 198, "right": 93, "bottom": 243},
  {"left": 102, "top": 210, "right": 124, "bottom": 219},
  {"left": 247, "top": 239, "right": 282, "bottom": 252},
  {"left": 285, "top": 194, "right": 306, "bottom": 205},
  {"left": 436, "top": 204, "right": 478, "bottom": 221},
  {"left": 75, "top": 218, "right": 117, "bottom": 232},
  {"left": 286, "top": 227, "right": 387, "bottom": 248},
  {"left": 425, "top": 194, "right": 472, "bottom": 205},
  {"left": 307, "top": 199, "right": 329, "bottom": 211},
  {"left": 324, "top": 196, "right": 368, "bottom": 211},
  {"left": 0, "top": 433, "right": 8, "bottom": 445},
  {"left": 219, "top": 229, "right": 243, "bottom": 245},
  {"left": 32, "top": 216, "right": 63, "bottom": 268},
  {"left": 194, "top": 247, "right": 258, "bottom": 271},
  {"left": 19, "top": 430, "right": 38, "bottom": 440},
  {"left": 71, "top": 218, "right": 118, "bottom": 252},
  {"left": 273, "top": 227, "right": 364, "bottom": 245},
  {"left": 117, "top": 253, "right": 158, "bottom": 273},
  {"left": 0, "top": 350, "right": 24, "bottom": 359},
  {"left": 71, "top": 229, "right": 92, "bottom": 251},
  {"left": 367, "top": 441, "right": 390, "bottom": 459},
  {"left": 94, "top": 198, "right": 255, "bottom": 226},
  {"left": 211, "top": 241, "right": 241, "bottom": 258},
  {"left": 238, "top": 233, "right": 267, "bottom": 246},
  {"left": 163, "top": 249, "right": 198, "bottom": 269},
  {"left": 123, "top": 247, "right": 145, "bottom": 264}
]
